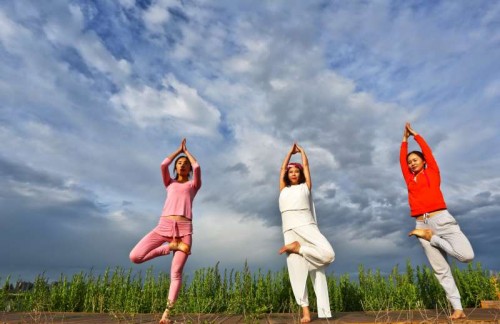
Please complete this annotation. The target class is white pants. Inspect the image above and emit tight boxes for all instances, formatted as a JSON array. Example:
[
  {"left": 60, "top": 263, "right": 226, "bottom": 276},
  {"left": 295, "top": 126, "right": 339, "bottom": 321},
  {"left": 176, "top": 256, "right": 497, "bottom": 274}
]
[
  {"left": 415, "top": 210, "right": 474, "bottom": 310},
  {"left": 284, "top": 224, "right": 335, "bottom": 318}
]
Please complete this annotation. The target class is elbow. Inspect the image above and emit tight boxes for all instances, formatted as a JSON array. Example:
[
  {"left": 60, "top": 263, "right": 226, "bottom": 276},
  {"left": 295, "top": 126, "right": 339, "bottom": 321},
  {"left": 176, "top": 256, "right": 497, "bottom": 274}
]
[{"left": 160, "top": 158, "right": 170, "bottom": 168}]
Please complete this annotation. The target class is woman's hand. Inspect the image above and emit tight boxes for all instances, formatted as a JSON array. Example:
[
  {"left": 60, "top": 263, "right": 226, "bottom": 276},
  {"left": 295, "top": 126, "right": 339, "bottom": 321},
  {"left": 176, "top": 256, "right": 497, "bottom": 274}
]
[
  {"left": 403, "top": 124, "right": 410, "bottom": 141},
  {"left": 405, "top": 123, "right": 419, "bottom": 137},
  {"left": 296, "top": 143, "right": 311, "bottom": 189},
  {"left": 177, "top": 138, "right": 187, "bottom": 153},
  {"left": 289, "top": 143, "right": 299, "bottom": 155},
  {"left": 181, "top": 138, "right": 188, "bottom": 152}
]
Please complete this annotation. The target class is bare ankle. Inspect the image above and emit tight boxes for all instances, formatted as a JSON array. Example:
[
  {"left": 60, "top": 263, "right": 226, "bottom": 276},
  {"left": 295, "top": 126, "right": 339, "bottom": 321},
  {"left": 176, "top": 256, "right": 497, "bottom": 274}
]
[
  {"left": 450, "top": 309, "right": 466, "bottom": 319},
  {"left": 301, "top": 306, "right": 311, "bottom": 323}
]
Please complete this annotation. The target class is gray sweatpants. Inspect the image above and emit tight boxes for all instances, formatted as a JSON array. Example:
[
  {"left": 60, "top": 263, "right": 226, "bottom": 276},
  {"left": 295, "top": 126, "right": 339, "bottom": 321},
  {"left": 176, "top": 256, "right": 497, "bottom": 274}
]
[{"left": 415, "top": 210, "right": 474, "bottom": 310}]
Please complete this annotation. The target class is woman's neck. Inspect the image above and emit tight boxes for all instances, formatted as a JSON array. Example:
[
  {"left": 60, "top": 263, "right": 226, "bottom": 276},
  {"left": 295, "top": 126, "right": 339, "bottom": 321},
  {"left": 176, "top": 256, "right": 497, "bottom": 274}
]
[
  {"left": 177, "top": 175, "right": 189, "bottom": 183},
  {"left": 413, "top": 169, "right": 424, "bottom": 176}
]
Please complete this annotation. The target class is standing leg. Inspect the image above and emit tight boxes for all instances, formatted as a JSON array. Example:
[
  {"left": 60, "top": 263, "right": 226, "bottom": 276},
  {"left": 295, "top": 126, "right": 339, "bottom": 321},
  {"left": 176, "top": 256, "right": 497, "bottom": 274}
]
[
  {"left": 281, "top": 226, "right": 334, "bottom": 321},
  {"left": 309, "top": 267, "right": 332, "bottom": 318},
  {"left": 168, "top": 234, "right": 192, "bottom": 303},
  {"left": 284, "top": 230, "right": 309, "bottom": 307},
  {"left": 283, "top": 230, "right": 311, "bottom": 322},
  {"left": 419, "top": 237, "right": 461, "bottom": 307},
  {"left": 160, "top": 235, "right": 192, "bottom": 324},
  {"left": 415, "top": 220, "right": 465, "bottom": 319}
]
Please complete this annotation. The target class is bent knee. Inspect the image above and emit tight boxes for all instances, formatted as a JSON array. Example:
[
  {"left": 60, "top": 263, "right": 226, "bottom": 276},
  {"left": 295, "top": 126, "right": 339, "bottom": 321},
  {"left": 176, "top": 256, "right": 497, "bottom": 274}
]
[
  {"left": 129, "top": 253, "right": 143, "bottom": 264},
  {"left": 459, "top": 251, "right": 474, "bottom": 263},
  {"left": 324, "top": 249, "right": 335, "bottom": 264}
]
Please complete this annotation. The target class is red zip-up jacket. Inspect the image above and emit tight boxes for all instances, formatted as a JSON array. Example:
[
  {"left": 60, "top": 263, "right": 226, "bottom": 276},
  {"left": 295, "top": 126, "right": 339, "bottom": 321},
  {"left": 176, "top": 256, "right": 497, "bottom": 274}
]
[{"left": 400, "top": 135, "right": 447, "bottom": 217}]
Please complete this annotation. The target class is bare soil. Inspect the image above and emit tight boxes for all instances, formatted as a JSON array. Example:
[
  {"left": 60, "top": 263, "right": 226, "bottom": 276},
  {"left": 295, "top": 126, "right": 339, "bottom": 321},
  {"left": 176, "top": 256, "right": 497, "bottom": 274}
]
[{"left": 1, "top": 308, "right": 499, "bottom": 323}]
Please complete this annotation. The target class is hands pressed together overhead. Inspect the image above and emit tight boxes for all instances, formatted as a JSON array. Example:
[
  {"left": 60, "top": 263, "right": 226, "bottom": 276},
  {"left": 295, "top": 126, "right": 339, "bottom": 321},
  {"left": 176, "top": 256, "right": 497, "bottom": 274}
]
[
  {"left": 177, "top": 138, "right": 188, "bottom": 153},
  {"left": 289, "top": 142, "right": 304, "bottom": 155},
  {"left": 402, "top": 122, "right": 419, "bottom": 142}
]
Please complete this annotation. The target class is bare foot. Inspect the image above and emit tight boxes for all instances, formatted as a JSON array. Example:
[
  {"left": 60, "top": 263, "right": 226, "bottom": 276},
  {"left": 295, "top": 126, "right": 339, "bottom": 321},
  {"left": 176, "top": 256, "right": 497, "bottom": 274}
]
[
  {"left": 450, "top": 309, "right": 466, "bottom": 320},
  {"left": 301, "top": 306, "right": 311, "bottom": 323},
  {"left": 159, "top": 308, "right": 170, "bottom": 324},
  {"left": 169, "top": 240, "right": 191, "bottom": 254},
  {"left": 176, "top": 241, "right": 191, "bottom": 254},
  {"left": 408, "top": 229, "right": 433, "bottom": 241},
  {"left": 278, "top": 241, "right": 301, "bottom": 255}
]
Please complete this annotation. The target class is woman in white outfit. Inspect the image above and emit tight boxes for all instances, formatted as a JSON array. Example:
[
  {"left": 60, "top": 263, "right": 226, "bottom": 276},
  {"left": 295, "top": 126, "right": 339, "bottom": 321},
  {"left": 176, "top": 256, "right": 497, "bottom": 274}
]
[{"left": 278, "top": 143, "right": 335, "bottom": 323}]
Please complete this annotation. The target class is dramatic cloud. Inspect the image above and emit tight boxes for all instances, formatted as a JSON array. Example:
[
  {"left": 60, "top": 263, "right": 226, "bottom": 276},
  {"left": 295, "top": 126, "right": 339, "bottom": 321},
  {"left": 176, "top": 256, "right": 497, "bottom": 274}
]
[
  {"left": 111, "top": 74, "right": 221, "bottom": 136},
  {"left": 1, "top": 0, "right": 499, "bottom": 282}
]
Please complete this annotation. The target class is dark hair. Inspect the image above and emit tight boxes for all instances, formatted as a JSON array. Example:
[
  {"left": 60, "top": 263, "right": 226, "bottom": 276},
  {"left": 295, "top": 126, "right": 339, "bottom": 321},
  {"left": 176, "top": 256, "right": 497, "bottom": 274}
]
[
  {"left": 283, "top": 166, "right": 306, "bottom": 186},
  {"left": 173, "top": 155, "right": 192, "bottom": 180},
  {"left": 406, "top": 150, "right": 425, "bottom": 162}
]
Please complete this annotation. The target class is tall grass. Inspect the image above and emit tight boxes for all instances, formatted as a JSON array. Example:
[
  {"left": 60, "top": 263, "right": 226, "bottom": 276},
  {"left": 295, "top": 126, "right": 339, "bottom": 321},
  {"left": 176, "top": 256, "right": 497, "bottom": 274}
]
[{"left": 1, "top": 261, "right": 497, "bottom": 315}]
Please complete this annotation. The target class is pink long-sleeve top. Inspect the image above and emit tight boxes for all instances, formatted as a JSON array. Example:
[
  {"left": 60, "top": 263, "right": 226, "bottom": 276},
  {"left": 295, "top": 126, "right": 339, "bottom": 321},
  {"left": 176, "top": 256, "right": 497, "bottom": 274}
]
[{"left": 160, "top": 157, "right": 201, "bottom": 220}]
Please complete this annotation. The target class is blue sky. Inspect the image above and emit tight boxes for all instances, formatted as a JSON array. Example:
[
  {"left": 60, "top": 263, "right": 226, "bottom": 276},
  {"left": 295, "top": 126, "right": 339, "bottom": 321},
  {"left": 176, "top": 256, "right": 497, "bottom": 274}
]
[{"left": 1, "top": 0, "right": 499, "bottom": 282}]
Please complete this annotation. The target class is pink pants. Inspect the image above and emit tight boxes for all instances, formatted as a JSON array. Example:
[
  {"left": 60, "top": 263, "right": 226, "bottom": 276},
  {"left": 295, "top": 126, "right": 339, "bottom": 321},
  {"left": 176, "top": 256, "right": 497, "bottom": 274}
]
[{"left": 129, "top": 219, "right": 192, "bottom": 303}]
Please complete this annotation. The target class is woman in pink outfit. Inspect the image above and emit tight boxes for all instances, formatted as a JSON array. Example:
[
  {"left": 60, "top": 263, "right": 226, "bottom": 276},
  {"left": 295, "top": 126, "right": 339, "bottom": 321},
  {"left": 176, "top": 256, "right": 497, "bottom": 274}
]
[{"left": 129, "top": 138, "right": 201, "bottom": 324}]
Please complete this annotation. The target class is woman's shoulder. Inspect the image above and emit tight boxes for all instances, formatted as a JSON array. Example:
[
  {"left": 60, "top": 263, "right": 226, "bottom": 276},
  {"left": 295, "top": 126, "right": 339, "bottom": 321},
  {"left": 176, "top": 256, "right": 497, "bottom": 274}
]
[
  {"left": 285, "top": 183, "right": 310, "bottom": 193},
  {"left": 298, "top": 182, "right": 310, "bottom": 191}
]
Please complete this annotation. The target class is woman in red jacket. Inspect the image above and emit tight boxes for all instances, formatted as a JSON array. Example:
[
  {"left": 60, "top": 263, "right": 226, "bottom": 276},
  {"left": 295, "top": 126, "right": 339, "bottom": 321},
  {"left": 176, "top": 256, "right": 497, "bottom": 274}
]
[{"left": 401, "top": 123, "right": 474, "bottom": 320}]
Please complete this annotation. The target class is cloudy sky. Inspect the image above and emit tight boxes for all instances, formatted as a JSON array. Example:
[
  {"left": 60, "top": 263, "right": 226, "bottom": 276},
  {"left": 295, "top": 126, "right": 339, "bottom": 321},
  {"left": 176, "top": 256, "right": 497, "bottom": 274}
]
[{"left": 1, "top": 0, "right": 499, "bottom": 282}]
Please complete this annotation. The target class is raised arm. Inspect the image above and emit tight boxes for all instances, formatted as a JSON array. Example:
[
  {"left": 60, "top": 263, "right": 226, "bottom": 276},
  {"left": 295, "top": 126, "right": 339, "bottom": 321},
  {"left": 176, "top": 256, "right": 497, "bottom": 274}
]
[
  {"left": 279, "top": 143, "right": 297, "bottom": 191},
  {"left": 400, "top": 123, "right": 412, "bottom": 180},
  {"left": 182, "top": 139, "right": 201, "bottom": 190},
  {"left": 296, "top": 144, "right": 312, "bottom": 190},
  {"left": 161, "top": 139, "right": 185, "bottom": 187},
  {"left": 406, "top": 123, "right": 439, "bottom": 171}
]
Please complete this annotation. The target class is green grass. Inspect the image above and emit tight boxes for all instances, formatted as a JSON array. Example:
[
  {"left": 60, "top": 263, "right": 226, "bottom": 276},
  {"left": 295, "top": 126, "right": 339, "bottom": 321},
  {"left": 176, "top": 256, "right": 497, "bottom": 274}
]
[{"left": 1, "top": 261, "right": 497, "bottom": 315}]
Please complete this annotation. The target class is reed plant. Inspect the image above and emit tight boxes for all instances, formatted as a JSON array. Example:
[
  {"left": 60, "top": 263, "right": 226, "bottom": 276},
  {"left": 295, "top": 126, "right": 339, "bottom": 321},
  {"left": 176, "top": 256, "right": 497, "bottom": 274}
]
[
  {"left": 0, "top": 276, "right": 10, "bottom": 311},
  {"left": 1, "top": 261, "right": 497, "bottom": 315},
  {"left": 453, "top": 262, "right": 497, "bottom": 307}
]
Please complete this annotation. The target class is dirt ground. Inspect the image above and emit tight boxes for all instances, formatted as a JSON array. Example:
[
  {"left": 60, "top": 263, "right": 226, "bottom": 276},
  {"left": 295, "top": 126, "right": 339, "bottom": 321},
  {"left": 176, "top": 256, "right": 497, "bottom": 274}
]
[{"left": 1, "top": 308, "right": 499, "bottom": 323}]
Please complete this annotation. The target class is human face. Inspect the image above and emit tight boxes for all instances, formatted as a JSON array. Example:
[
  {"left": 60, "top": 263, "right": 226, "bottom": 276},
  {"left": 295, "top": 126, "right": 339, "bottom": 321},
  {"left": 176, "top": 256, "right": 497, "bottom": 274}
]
[
  {"left": 175, "top": 157, "right": 191, "bottom": 178},
  {"left": 287, "top": 166, "right": 301, "bottom": 185},
  {"left": 407, "top": 153, "right": 425, "bottom": 174}
]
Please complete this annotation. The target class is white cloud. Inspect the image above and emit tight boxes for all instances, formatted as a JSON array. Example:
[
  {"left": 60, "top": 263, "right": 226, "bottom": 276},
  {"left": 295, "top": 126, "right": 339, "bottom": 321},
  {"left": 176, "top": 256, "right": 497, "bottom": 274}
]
[
  {"left": 193, "top": 204, "right": 283, "bottom": 270},
  {"left": 0, "top": 10, "right": 21, "bottom": 40},
  {"left": 118, "top": 0, "right": 135, "bottom": 9},
  {"left": 484, "top": 80, "right": 500, "bottom": 98},
  {"left": 42, "top": 4, "right": 131, "bottom": 84},
  {"left": 110, "top": 74, "right": 221, "bottom": 137},
  {"left": 1, "top": 1, "right": 500, "bottom": 280},
  {"left": 142, "top": 0, "right": 178, "bottom": 33}
]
